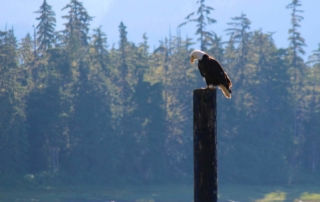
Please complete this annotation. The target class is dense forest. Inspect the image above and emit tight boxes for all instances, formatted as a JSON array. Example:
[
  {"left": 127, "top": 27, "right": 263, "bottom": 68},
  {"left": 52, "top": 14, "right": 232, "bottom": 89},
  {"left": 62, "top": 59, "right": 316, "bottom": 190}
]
[{"left": 1, "top": 0, "right": 320, "bottom": 187}]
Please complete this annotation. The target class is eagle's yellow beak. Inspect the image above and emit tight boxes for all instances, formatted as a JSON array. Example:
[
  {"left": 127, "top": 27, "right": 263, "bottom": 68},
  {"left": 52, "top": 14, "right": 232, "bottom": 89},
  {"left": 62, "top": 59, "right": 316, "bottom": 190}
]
[{"left": 190, "top": 56, "right": 195, "bottom": 64}]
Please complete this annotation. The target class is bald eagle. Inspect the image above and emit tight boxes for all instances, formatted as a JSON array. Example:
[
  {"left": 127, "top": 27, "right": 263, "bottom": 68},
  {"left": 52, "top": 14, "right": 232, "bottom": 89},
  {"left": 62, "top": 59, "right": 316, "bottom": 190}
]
[{"left": 190, "top": 50, "right": 232, "bottom": 99}]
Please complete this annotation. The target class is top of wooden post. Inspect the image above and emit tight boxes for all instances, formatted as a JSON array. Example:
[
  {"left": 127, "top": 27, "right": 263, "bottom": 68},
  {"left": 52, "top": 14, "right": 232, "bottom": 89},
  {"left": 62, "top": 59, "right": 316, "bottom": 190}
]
[{"left": 193, "top": 88, "right": 217, "bottom": 96}]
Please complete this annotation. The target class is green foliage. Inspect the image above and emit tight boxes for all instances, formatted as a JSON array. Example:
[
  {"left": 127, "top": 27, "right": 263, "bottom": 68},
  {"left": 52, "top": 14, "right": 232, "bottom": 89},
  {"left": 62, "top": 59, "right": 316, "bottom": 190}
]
[
  {"left": 225, "top": 13, "right": 252, "bottom": 88},
  {"left": 256, "top": 191, "right": 286, "bottom": 202},
  {"left": 300, "top": 192, "right": 320, "bottom": 201},
  {"left": 179, "top": 0, "right": 217, "bottom": 51},
  {"left": 286, "top": 0, "right": 306, "bottom": 57},
  {"left": 62, "top": 0, "right": 93, "bottom": 47},
  {"left": 34, "top": 0, "right": 56, "bottom": 52},
  {"left": 1, "top": 0, "right": 320, "bottom": 188},
  {"left": 0, "top": 30, "right": 28, "bottom": 174},
  {"left": 18, "top": 33, "right": 34, "bottom": 66}
]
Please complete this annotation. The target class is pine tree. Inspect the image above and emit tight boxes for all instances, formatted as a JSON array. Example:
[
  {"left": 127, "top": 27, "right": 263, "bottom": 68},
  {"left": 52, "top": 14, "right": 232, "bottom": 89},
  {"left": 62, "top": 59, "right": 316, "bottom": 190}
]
[
  {"left": 287, "top": 0, "right": 306, "bottom": 67},
  {"left": 127, "top": 76, "right": 167, "bottom": 181},
  {"left": 149, "top": 36, "right": 197, "bottom": 177},
  {"left": 139, "top": 33, "right": 149, "bottom": 57},
  {"left": 117, "top": 22, "right": 131, "bottom": 107},
  {"left": 286, "top": 0, "right": 307, "bottom": 183},
  {"left": 249, "top": 31, "right": 293, "bottom": 182},
  {"left": 18, "top": 33, "right": 34, "bottom": 66},
  {"left": 223, "top": 14, "right": 253, "bottom": 146},
  {"left": 26, "top": 76, "right": 64, "bottom": 172},
  {"left": 207, "top": 33, "right": 224, "bottom": 62},
  {"left": 225, "top": 13, "right": 252, "bottom": 88},
  {"left": 302, "top": 44, "right": 320, "bottom": 175},
  {"left": 67, "top": 60, "right": 114, "bottom": 182},
  {"left": 34, "top": 0, "right": 56, "bottom": 52},
  {"left": 62, "top": 0, "right": 93, "bottom": 47},
  {"left": 91, "top": 27, "right": 109, "bottom": 73},
  {"left": 286, "top": 0, "right": 306, "bottom": 96},
  {"left": 178, "top": 0, "right": 216, "bottom": 51},
  {"left": 308, "top": 43, "right": 320, "bottom": 65},
  {"left": 111, "top": 22, "right": 140, "bottom": 180},
  {"left": 0, "top": 30, "right": 28, "bottom": 174}
]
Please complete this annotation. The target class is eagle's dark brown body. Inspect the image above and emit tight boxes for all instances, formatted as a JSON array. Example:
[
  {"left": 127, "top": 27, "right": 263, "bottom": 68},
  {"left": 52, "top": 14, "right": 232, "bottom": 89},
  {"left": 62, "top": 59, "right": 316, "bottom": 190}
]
[{"left": 198, "top": 54, "right": 232, "bottom": 94}]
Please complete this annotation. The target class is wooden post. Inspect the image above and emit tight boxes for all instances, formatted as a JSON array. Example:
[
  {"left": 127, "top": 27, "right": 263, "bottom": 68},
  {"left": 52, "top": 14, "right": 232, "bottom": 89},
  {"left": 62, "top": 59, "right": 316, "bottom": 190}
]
[{"left": 193, "top": 88, "right": 217, "bottom": 202}]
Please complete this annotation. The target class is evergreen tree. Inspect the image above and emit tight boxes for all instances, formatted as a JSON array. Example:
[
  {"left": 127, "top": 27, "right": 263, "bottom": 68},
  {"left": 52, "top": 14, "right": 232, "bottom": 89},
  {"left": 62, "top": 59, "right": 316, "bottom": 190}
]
[
  {"left": 139, "top": 33, "right": 149, "bottom": 57},
  {"left": 18, "top": 33, "right": 34, "bottom": 67},
  {"left": 4, "top": 28, "right": 18, "bottom": 48},
  {"left": 67, "top": 60, "right": 114, "bottom": 183},
  {"left": 127, "top": 76, "right": 167, "bottom": 181},
  {"left": 178, "top": 0, "right": 216, "bottom": 51},
  {"left": 62, "top": 0, "right": 93, "bottom": 47},
  {"left": 225, "top": 13, "right": 252, "bottom": 87},
  {"left": 109, "top": 22, "right": 141, "bottom": 182},
  {"left": 286, "top": 0, "right": 307, "bottom": 183},
  {"left": 26, "top": 76, "right": 64, "bottom": 173},
  {"left": 302, "top": 44, "right": 320, "bottom": 175},
  {"left": 207, "top": 33, "right": 224, "bottom": 62},
  {"left": 34, "top": 0, "right": 56, "bottom": 52},
  {"left": 150, "top": 36, "right": 197, "bottom": 177},
  {"left": 91, "top": 27, "right": 109, "bottom": 73},
  {"left": 245, "top": 31, "right": 292, "bottom": 183},
  {"left": 116, "top": 22, "right": 132, "bottom": 121},
  {"left": 18, "top": 33, "right": 35, "bottom": 90},
  {"left": 0, "top": 30, "right": 28, "bottom": 174},
  {"left": 286, "top": 0, "right": 306, "bottom": 66},
  {"left": 308, "top": 43, "right": 320, "bottom": 65},
  {"left": 223, "top": 14, "right": 253, "bottom": 152},
  {"left": 286, "top": 0, "right": 306, "bottom": 93}
]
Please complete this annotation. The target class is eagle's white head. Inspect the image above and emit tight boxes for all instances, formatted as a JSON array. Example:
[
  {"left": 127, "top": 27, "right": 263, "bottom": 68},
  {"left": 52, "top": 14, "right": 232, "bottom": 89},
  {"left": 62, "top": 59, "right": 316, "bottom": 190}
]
[{"left": 190, "top": 50, "right": 206, "bottom": 64}]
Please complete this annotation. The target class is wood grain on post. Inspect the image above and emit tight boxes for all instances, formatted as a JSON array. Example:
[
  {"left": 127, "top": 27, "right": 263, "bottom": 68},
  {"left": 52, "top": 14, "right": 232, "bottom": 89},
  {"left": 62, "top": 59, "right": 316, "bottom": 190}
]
[{"left": 193, "top": 88, "right": 217, "bottom": 202}]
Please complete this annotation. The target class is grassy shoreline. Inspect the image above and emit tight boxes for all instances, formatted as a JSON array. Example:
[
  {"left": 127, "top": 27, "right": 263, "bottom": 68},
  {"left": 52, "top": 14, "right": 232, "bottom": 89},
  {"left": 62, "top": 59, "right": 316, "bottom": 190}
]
[{"left": 1, "top": 183, "right": 320, "bottom": 202}]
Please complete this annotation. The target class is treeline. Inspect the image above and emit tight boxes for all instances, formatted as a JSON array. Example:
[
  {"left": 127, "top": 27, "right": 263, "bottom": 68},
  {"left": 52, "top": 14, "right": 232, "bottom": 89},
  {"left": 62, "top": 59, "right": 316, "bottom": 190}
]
[{"left": 0, "top": 0, "right": 320, "bottom": 186}]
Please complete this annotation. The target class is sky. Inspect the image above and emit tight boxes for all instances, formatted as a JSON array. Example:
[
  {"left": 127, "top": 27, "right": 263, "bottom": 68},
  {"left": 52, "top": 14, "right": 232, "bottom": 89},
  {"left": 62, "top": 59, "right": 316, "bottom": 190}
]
[{"left": 1, "top": 0, "right": 319, "bottom": 61}]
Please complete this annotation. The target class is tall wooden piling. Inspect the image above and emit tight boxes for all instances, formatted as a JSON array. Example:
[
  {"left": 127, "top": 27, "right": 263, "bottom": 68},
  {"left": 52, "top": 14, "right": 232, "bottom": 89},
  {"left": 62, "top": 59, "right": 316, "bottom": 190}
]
[{"left": 193, "top": 88, "right": 217, "bottom": 202}]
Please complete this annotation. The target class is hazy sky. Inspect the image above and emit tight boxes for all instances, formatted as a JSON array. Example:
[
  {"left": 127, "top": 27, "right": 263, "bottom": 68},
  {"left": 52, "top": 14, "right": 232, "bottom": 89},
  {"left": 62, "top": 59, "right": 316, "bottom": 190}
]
[{"left": 1, "top": 0, "right": 319, "bottom": 60}]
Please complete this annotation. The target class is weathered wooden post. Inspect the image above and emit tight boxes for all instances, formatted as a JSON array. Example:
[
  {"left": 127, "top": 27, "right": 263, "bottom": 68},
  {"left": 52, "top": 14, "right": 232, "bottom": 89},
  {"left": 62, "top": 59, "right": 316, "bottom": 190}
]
[{"left": 193, "top": 88, "right": 217, "bottom": 202}]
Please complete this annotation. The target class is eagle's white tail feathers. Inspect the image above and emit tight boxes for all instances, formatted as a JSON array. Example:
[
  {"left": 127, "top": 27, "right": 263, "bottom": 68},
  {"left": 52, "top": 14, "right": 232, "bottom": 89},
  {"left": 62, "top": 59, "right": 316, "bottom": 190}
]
[{"left": 219, "top": 84, "right": 231, "bottom": 99}]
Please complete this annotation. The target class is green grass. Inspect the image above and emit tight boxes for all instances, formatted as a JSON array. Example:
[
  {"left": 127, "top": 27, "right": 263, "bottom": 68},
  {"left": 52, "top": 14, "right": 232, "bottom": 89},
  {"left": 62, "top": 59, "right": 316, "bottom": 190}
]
[
  {"left": 1, "top": 183, "right": 320, "bottom": 202},
  {"left": 300, "top": 192, "right": 320, "bottom": 201},
  {"left": 256, "top": 191, "right": 286, "bottom": 202},
  {"left": 219, "top": 184, "right": 320, "bottom": 202}
]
